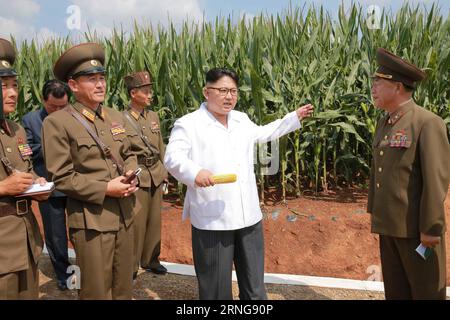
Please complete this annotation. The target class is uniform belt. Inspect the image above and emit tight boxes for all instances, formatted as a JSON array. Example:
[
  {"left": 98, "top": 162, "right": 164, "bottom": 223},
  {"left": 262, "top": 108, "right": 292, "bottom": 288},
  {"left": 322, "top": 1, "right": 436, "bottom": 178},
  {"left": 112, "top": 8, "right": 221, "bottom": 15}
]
[
  {"left": 137, "top": 156, "right": 159, "bottom": 168},
  {"left": 0, "top": 199, "right": 30, "bottom": 218}
]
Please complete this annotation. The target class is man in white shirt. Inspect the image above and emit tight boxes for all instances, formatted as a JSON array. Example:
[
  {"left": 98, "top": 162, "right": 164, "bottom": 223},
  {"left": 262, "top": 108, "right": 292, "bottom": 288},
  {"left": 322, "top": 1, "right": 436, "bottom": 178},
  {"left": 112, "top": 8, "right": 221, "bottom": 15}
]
[{"left": 164, "top": 68, "right": 313, "bottom": 300}]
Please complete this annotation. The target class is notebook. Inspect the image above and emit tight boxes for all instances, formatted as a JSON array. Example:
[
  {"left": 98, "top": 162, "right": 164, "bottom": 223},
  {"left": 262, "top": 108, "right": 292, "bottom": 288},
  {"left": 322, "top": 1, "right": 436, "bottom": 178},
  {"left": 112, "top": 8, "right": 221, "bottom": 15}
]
[{"left": 14, "top": 182, "right": 55, "bottom": 198}]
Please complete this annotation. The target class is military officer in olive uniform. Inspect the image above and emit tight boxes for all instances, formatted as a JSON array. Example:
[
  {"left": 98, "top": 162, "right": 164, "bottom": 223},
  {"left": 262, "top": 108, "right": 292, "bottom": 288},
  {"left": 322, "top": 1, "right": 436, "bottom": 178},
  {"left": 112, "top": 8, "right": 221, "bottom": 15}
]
[
  {"left": 42, "top": 43, "right": 140, "bottom": 300},
  {"left": 0, "top": 38, "right": 49, "bottom": 299},
  {"left": 368, "top": 48, "right": 450, "bottom": 300},
  {"left": 123, "top": 71, "right": 168, "bottom": 277}
]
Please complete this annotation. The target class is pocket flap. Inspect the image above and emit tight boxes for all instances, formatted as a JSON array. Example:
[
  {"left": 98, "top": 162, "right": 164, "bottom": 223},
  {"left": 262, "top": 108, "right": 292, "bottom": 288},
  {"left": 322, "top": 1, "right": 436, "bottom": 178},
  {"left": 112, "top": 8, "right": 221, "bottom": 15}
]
[{"left": 77, "top": 137, "right": 96, "bottom": 147}]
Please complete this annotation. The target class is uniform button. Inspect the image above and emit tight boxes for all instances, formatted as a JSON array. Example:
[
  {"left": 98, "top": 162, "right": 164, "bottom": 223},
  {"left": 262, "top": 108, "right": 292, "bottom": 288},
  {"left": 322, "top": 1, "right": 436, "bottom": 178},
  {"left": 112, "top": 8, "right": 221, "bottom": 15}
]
[
  {"left": 376, "top": 183, "right": 380, "bottom": 188},
  {"left": 144, "top": 136, "right": 148, "bottom": 139},
  {"left": 6, "top": 147, "right": 12, "bottom": 153},
  {"left": 112, "top": 164, "right": 117, "bottom": 168},
  {"left": 379, "top": 150, "right": 384, "bottom": 156},
  {"left": 384, "top": 135, "right": 388, "bottom": 140},
  {"left": 142, "top": 126, "right": 146, "bottom": 130},
  {"left": 100, "top": 130, "right": 105, "bottom": 135},
  {"left": 378, "top": 167, "right": 382, "bottom": 173}
]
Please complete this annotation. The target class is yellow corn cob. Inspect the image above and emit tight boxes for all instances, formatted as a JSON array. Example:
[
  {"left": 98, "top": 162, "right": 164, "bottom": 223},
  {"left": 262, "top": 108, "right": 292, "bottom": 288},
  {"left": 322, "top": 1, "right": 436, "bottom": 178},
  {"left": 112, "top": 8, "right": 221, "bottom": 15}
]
[{"left": 212, "top": 174, "right": 237, "bottom": 184}]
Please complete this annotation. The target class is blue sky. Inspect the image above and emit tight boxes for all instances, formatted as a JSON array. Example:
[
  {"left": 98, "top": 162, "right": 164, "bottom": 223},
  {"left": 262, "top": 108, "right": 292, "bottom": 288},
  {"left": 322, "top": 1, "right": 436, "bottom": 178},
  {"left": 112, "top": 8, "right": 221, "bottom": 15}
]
[{"left": 0, "top": 0, "right": 448, "bottom": 42}]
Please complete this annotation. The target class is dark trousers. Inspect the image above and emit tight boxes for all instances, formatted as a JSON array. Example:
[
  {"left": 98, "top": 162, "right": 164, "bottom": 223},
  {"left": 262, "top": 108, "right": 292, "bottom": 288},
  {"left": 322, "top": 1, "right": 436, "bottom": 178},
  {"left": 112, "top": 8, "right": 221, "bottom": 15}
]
[
  {"left": 38, "top": 197, "right": 70, "bottom": 284},
  {"left": 192, "top": 221, "right": 267, "bottom": 300},
  {"left": 379, "top": 235, "right": 447, "bottom": 300}
]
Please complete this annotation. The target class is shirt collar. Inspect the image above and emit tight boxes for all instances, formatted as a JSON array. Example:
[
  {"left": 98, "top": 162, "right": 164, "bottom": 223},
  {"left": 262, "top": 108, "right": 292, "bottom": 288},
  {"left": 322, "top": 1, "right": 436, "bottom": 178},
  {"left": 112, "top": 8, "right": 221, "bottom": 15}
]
[{"left": 199, "top": 103, "right": 240, "bottom": 129}]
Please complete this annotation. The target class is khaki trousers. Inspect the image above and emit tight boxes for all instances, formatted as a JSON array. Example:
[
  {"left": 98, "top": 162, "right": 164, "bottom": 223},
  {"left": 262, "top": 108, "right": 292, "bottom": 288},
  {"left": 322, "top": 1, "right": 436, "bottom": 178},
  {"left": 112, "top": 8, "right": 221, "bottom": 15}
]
[
  {"left": 0, "top": 247, "right": 39, "bottom": 300},
  {"left": 133, "top": 184, "right": 163, "bottom": 272},
  {"left": 69, "top": 219, "right": 133, "bottom": 300}
]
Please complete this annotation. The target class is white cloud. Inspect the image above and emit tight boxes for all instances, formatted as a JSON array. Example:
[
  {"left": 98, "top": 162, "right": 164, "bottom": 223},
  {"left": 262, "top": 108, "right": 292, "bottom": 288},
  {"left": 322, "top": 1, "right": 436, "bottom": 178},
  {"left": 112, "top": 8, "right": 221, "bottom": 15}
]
[
  {"left": 0, "top": 0, "right": 40, "bottom": 19},
  {"left": 0, "top": 16, "right": 33, "bottom": 39},
  {"left": 345, "top": 0, "right": 436, "bottom": 7},
  {"left": 0, "top": 0, "right": 59, "bottom": 43},
  {"left": 343, "top": 0, "right": 393, "bottom": 9},
  {"left": 0, "top": 17, "right": 58, "bottom": 44},
  {"left": 71, "top": 0, "right": 204, "bottom": 35},
  {"left": 36, "top": 27, "right": 58, "bottom": 42}
]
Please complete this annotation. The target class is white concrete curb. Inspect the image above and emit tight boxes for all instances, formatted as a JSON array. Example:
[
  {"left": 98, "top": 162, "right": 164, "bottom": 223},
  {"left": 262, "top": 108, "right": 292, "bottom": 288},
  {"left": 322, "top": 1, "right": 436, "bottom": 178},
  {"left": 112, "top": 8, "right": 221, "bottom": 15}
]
[{"left": 44, "top": 246, "right": 450, "bottom": 297}]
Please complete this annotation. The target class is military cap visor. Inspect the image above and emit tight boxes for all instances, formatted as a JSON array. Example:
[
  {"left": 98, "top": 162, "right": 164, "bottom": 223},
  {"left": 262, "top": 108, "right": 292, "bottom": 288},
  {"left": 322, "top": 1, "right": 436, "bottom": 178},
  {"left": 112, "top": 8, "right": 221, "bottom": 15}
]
[
  {"left": 124, "top": 71, "right": 153, "bottom": 90},
  {"left": 0, "top": 38, "right": 17, "bottom": 77},
  {"left": 53, "top": 43, "right": 105, "bottom": 82},
  {"left": 373, "top": 48, "right": 426, "bottom": 89},
  {"left": 130, "top": 82, "right": 153, "bottom": 90}
]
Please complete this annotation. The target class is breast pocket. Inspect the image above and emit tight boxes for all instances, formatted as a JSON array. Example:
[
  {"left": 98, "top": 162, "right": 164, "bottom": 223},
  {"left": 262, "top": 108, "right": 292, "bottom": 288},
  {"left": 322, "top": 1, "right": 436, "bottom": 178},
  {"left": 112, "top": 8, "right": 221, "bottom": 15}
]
[
  {"left": 76, "top": 137, "right": 98, "bottom": 156},
  {"left": 389, "top": 140, "right": 415, "bottom": 170},
  {"left": 74, "top": 137, "right": 99, "bottom": 166},
  {"left": 77, "top": 137, "right": 96, "bottom": 148},
  {"left": 125, "top": 130, "right": 139, "bottom": 143}
]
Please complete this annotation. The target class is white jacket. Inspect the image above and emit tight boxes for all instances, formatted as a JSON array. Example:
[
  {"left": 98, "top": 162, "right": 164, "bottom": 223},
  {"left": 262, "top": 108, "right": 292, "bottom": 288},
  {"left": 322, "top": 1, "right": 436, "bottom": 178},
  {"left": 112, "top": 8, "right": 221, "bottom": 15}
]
[{"left": 164, "top": 103, "right": 301, "bottom": 230}]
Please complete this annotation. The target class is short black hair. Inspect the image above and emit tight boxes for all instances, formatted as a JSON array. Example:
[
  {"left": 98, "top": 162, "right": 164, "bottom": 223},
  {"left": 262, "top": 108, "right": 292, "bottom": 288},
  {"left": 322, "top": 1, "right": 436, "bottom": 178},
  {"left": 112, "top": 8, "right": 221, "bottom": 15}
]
[
  {"left": 205, "top": 68, "right": 239, "bottom": 86},
  {"left": 42, "top": 79, "right": 71, "bottom": 101}
]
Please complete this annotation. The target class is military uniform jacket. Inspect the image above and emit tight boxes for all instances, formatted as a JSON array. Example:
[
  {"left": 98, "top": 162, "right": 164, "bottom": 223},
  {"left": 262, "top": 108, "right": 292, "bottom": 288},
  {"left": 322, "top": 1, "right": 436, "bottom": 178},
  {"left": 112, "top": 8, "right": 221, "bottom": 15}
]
[
  {"left": 42, "top": 102, "right": 139, "bottom": 232},
  {"left": 368, "top": 100, "right": 450, "bottom": 238},
  {"left": 125, "top": 108, "right": 167, "bottom": 188},
  {"left": 0, "top": 120, "right": 43, "bottom": 275}
]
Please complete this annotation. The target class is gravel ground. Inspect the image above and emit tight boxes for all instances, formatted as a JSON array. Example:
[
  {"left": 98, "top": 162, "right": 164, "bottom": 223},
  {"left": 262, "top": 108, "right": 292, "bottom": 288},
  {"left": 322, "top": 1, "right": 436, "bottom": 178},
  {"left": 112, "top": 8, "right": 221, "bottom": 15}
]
[{"left": 38, "top": 256, "right": 384, "bottom": 300}]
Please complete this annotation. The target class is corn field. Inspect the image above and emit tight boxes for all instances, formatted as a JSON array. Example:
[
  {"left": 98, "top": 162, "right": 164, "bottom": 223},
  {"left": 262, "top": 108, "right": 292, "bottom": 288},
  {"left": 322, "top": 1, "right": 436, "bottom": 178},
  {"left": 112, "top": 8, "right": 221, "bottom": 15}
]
[{"left": 8, "top": 3, "right": 450, "bottom": 200}]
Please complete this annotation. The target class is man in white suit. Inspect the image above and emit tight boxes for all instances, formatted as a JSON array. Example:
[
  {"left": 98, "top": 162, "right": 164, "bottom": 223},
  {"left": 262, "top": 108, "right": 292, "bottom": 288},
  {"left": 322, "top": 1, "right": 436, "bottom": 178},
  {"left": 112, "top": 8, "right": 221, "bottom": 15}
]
[{"left": 164, "top": 68, "right": 313, "bottom": 300}]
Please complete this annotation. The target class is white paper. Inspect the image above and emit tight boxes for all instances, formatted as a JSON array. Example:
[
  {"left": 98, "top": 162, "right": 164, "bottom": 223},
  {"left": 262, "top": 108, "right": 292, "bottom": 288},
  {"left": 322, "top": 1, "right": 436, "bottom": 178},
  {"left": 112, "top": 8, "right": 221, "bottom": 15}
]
[{"left": 415, "top": 243, "right": 429, "bottom": 260}]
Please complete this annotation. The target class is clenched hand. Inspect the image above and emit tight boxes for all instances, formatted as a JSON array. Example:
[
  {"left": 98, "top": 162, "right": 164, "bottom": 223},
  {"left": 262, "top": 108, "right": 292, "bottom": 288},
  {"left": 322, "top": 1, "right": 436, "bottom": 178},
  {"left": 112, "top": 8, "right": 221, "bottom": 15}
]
[
  {"left": 195, "top": 169, "right": 215, "bottom": 188},
  {"left": 0, "top": 171, "right": 34, "bottom": 196}
]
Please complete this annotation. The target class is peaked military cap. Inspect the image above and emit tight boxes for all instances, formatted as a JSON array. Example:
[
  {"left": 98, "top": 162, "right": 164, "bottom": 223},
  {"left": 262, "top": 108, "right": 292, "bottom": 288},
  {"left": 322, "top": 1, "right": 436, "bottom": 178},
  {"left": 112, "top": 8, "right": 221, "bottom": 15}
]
[
  {"left": 374, "top": 48, "right": 426, "bottom": 89},
  {"left": 53, "top": 43, "right": 105, "bottom": 82},
  {"left": 0, "top": 38, "right": 17, "bottom": 77},
  {"left": 124, "top": 71, "right": 153, "bottom": 91}
]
